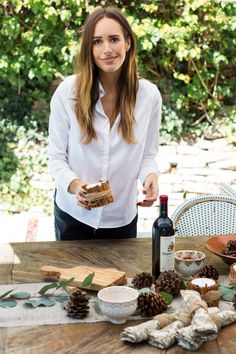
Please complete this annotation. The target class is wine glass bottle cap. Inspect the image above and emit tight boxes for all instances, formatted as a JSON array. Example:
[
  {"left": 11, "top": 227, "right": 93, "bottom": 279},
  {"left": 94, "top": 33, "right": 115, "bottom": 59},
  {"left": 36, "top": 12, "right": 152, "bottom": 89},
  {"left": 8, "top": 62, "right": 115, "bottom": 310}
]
[{"left": 160, "top": 195, "right": 168, "bottom": 204}]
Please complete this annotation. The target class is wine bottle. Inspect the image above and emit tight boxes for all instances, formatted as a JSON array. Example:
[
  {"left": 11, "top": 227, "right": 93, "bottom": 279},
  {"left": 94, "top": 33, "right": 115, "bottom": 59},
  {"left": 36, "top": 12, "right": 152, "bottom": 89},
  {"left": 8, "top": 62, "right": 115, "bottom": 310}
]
[{"left": 152, "top": 195, "right": 175, "bottom": 281}]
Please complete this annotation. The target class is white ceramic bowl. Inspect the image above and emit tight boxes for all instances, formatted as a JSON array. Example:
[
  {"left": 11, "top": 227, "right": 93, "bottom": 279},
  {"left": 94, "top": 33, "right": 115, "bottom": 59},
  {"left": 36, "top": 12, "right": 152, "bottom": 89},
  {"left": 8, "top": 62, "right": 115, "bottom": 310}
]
[
  {"left": 97, "top": 286, "right": 139, "bottom": 324},
  {"left": 175, "top": 250, "right": 206, "bottom": 278}
]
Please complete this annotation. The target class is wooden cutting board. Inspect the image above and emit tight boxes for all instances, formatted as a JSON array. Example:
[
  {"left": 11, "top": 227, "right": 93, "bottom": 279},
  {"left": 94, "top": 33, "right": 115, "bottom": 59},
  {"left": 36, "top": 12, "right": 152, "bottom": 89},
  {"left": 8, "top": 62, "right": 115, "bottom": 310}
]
[{"left": 41, "top": 265, "right": 127, "bottom": 291}]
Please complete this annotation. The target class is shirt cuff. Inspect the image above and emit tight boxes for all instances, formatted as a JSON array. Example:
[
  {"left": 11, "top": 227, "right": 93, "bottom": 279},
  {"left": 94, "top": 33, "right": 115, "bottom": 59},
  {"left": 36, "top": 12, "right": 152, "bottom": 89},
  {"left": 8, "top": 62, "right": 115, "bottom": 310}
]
[
  {"left": 57, "top": 171, "right": 79, "bottom": 193},
  {"left": 139, "top": 163, "right": 159, "bottom": 185}
]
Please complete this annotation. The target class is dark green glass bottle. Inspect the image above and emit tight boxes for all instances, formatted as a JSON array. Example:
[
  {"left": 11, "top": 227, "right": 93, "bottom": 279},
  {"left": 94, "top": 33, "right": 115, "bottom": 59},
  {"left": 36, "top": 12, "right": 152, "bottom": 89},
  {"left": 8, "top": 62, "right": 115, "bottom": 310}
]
[{"left": 152, "top": 195, "right": 175, "bottom": 281}]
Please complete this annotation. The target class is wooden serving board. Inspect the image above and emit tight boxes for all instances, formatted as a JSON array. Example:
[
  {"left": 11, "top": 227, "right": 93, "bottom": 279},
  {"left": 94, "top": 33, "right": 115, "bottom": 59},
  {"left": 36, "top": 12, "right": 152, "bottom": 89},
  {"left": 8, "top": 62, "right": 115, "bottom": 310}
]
[{"left": 40, "top": 265, "right": 127, "bottom": 291}]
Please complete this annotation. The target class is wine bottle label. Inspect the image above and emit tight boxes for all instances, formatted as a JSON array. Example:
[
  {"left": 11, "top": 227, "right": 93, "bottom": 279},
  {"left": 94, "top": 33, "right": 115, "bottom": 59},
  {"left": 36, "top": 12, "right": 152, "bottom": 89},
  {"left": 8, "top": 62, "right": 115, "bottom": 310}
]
[{"left": 160, "top": 236, "right": 175, "bottom": 272}]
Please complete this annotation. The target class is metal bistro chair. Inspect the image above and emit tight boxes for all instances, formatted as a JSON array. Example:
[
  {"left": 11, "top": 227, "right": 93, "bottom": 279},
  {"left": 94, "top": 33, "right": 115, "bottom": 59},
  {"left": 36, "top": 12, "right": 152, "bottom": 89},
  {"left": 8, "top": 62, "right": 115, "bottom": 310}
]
[
  {"left": 171, "top": 194, "right": 236, "bottom": 237},
  {"left": 220, "top": 182, "right": 236, "bottom": 198}
]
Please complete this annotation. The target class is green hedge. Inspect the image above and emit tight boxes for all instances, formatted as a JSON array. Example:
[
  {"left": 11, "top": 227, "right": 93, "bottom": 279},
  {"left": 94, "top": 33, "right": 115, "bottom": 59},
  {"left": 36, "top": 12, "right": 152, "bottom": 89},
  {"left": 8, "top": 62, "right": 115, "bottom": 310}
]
[
  {"left": 0, "top": 0, "right": 235, "bottom": 212},
  {"left": 1, "top": 0, "right": 235, "bottom": 136}
]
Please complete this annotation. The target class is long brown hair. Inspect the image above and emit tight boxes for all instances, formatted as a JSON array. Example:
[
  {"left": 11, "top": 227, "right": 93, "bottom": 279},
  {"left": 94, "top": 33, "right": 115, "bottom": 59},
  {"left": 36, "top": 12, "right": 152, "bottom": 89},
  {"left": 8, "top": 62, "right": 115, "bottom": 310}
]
[{"left": 74, "top": 7, "right": 138, "bottom": 144}]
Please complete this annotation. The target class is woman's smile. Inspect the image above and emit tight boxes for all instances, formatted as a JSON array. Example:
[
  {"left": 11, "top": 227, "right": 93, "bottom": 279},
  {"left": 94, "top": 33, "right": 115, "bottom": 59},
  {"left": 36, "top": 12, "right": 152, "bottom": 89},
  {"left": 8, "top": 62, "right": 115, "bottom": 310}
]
[{"left": 101, "top": 56, "right": 118, "bottom": 64}]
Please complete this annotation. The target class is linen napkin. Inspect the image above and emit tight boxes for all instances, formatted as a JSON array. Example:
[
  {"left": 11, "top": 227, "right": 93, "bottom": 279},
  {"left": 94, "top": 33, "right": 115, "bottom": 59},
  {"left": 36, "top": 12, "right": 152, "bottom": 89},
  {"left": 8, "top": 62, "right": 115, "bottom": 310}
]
[
  {"left": 121, "top": 313, "right": 176, "bottom": 343},
  {"left": 148, "top": 313, "right": 191, "bottom": 349}
]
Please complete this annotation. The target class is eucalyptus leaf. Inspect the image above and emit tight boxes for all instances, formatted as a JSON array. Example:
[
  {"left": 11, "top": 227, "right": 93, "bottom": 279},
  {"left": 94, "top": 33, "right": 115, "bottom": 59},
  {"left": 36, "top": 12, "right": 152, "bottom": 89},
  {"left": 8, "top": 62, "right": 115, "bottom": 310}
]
[
  {"left": 0, "top": 299, "right": 17, "bottom": 308},
  {"left": 38, "top": 282, "right": 58, "bottom": 295},
  {"left": 57, "top": 294, "right": 69, "bottom": 309},
  {"left": 10, "top": 292, "right": 31, "bottom": 299},
  {"left": 159, "top": 291, "right": 173, "bottom": 305},
  {"left": 94, "top": 298, "right": 101, "bottom": 313},
  {"left": 220, "top": 285, "right": 235, "bottom": 302},
  {"left": 0, "top": 289, "right": 14, "bottom": 299},
  {"left": 56, "top": 293, "right": 68, "bottom": 303},
  {"left": 25, "top": 298, "right": 56, "bottom": 308},
  {"left": 58, "top": 277, "right": 75, "bottom": 289},
  {"left": 82, "top": 272, "right": 95, "bottom": 287}
]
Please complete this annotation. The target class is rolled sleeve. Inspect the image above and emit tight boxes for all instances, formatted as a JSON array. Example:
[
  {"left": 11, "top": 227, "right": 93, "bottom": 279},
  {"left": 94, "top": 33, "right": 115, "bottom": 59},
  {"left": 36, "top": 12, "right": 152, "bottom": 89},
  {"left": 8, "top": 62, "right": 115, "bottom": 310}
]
[
  {"left": 138, "top": 88, "right": 162, "bottom": 184},
  {"left": 48, "top": 83, "right": 78, "bottom": 192}
]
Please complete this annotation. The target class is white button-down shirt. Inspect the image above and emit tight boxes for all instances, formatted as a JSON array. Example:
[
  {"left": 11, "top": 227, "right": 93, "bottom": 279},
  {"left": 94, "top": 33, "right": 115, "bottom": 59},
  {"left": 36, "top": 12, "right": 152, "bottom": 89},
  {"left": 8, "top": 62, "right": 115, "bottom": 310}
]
[{"left": 48, "top": 75, "right": 162, "bottom": 228}]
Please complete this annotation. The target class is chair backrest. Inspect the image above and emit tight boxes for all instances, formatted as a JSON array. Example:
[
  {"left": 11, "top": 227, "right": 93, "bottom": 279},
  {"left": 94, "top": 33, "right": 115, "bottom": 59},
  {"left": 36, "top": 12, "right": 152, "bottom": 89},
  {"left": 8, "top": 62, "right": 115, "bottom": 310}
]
[
  {"left": 220, "top": 182, "right": 236, "bottom": 198},
  {"left": 171, "top": 195, "right": 236, "bottom": 237}
]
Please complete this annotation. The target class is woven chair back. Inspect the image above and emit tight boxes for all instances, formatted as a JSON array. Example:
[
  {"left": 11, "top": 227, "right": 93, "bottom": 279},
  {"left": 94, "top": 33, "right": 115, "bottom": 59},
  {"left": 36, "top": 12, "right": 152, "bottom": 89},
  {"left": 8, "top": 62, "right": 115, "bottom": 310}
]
[{"left": 171, "top": 195, "right": 236, "bottom": 237}]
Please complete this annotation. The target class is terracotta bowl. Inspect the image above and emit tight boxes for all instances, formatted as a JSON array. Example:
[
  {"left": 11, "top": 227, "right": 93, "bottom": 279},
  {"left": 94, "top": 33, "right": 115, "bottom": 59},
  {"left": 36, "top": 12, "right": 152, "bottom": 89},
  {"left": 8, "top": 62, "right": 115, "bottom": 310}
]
[{"left": 205, "top": 234, "right": 236, "bottom": 265}]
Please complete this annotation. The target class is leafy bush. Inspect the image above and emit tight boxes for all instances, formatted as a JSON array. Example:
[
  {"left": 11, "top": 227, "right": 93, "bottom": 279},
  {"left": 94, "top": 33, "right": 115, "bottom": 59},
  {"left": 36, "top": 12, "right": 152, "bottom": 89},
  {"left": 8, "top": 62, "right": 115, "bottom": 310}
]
[
  {"left": 0, "top": 121, "right": 52, "bottom": 213},
  {"left": 126, "top": 0, "right": 236, "bottom": 139},
  {"left": 1, "top": 0, "right": 235, "bottom": 134}
]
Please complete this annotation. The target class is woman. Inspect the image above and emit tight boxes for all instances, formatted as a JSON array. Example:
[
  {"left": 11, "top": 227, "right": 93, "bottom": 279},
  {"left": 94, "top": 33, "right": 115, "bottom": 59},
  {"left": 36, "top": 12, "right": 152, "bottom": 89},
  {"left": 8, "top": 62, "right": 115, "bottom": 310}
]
[{"left": 48, "top": 7, "right": 162, "bottom": 240}]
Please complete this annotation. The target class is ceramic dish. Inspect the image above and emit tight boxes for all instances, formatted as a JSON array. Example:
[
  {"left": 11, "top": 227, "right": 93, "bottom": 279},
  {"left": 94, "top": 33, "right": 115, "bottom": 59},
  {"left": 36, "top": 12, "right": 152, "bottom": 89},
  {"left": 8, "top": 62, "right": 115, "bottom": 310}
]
[
  {"left": 205, "top": 234, "right": 236, "bottom": 265},
  {"left": 97, "top": 286, "right": 139, "bottom": 324},
  {"left": 175, "top": 250, "right": 206, "bottom": 278}
]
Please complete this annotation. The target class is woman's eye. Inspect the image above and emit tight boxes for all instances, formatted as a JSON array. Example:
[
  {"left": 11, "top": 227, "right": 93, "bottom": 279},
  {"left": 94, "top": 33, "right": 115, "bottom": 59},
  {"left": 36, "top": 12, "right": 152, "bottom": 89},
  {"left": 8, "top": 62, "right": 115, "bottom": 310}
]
[
  {"left": 111, "top": 37, "right": 119, "bottom": 43},
  {"left": 93, "top": 39, "right": 102, "bottom": 45}
]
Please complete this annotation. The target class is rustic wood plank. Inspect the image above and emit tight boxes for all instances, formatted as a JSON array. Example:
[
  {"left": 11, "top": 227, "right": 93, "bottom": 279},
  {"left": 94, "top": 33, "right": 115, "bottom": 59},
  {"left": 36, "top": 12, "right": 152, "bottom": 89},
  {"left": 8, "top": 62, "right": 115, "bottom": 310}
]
[
  {"left": 0, "top": 329, "right": 7, "bottom": 354},
  {"left": 0, "top": 243, "right": 14, "bottom": 285},
  {"left": 41, "top": 265, "right": 127, "bottom": 290},
  {"left": 10, "top": 239, "right": 152, "bottom": 283},
  {"left": 8, "top": 237, "right": 230, "bottom": 284},
  {"left": 5, "top": 322, "right": 158, "bottom": 354},
  {"left": 5, "top": 322, "right": 236, "bottom": 354}
]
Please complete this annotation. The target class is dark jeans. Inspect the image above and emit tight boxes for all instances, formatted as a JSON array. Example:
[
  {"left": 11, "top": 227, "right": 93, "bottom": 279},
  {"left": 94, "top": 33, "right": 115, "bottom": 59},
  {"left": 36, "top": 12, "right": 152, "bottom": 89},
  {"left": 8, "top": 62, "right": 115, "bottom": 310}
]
[{"left": 54, "top": 201, "right": 137, "bottom": 240}]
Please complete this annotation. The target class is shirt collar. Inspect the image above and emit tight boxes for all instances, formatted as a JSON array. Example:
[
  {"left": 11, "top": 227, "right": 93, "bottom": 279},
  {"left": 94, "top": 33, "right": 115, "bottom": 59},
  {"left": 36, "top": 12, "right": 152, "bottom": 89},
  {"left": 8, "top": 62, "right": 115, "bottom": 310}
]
[{"left": 98, "top": 81, "right": 105, "bottom": 98}]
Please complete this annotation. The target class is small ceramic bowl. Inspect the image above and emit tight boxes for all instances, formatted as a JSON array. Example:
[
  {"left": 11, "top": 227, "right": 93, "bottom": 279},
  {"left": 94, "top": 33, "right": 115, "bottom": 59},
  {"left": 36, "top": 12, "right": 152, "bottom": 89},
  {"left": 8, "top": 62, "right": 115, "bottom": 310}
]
[
  {"left": 175, "top": 250, "right": 206, "bottom": 278},
  {"left": 97, "top": 286, "right": 139, "bottom": 324}
]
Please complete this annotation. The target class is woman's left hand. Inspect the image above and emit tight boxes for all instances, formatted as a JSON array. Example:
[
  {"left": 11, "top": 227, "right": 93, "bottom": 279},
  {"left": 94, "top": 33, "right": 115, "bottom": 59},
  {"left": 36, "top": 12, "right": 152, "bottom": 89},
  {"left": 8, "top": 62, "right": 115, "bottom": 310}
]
[{"left": 137, "top": 173, "right": 159, "bottom": 207}]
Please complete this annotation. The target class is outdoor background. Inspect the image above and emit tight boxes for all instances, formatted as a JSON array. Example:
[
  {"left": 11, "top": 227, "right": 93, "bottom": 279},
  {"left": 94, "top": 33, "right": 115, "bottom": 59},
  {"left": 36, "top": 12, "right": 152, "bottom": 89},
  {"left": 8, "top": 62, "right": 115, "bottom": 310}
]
[{"left": 0, "top": 0, "right": 235, "bottom": 241}]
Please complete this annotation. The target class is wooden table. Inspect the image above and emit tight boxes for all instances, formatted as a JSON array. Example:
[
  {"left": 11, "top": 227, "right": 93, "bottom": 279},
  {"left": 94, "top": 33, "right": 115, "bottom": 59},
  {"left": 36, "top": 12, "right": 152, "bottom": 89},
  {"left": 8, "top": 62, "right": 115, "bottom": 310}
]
[{"left": 0, "top": 237, "right": 235, "bottom": 354}]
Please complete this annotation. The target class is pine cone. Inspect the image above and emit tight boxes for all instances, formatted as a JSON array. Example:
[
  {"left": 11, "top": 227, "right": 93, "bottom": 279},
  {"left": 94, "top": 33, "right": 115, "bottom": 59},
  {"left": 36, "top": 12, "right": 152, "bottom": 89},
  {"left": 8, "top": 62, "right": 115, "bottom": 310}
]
[
  {"left": 155, "top": 270, "right": 182, "bottom": 296},
  {"left": 132, "top": 272, "right": 153, "bottom": 289},
  {"left": 224, "top": 240, "right": 236, "bottom": 257},
  {"left": 198, "top": 265, "right": 219, "bottom": 280},
  {"left": 66, "top": 289, "right": 90, "bottom": 319},
  {"left": 137, "top": 291, "right": 167, "bottom": 317}
]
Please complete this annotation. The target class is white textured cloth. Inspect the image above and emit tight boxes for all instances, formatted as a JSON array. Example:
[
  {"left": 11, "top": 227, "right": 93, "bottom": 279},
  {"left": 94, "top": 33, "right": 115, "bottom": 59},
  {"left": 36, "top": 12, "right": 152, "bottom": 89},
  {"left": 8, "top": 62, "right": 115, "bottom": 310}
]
[
  {"left": 0, "top": 282, "right": 143, "bottom": 328},
  {"left": 48, "top": 75, "right": 162, "bottom": 228},
  {"left": 0, "top": 277, "right": 232, "bottom": 328}
]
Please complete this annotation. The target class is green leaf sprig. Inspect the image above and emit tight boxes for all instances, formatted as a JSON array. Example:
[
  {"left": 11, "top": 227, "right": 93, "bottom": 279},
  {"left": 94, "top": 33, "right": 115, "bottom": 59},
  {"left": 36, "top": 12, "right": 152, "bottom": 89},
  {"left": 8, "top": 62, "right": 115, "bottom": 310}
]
[
  {"left": 38, "top": 277, "right": 75, "bottom": 295},
  {"left": 0, "top": 273, "right": 95, "bottom": 309},
  {"left": 25, "top": 277, "right": 75, "bottom": 308},
  {"left": 0, "top": 278, "right": 75, "bottom": 308},
  {"left": 82, "top": 272, "right": 95, "bottom": 288},
  {"left": 25, "top": 298, "right": 56, "bottom": 308},
  {"left": 0, "top": 289, "right": 14, "bottom": 299},
  {"left": 0, "top": 290, "right": 30, "bottom": 308},
  {"left": 159, "top": 291, "right": 173, "bottom": 305}
]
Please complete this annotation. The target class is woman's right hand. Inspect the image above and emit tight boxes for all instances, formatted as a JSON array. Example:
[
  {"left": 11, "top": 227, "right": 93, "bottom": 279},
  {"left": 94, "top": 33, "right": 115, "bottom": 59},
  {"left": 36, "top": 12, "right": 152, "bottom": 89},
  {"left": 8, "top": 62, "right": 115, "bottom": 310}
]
[{"left": 68, "top": 179, "right": 91, "bottom": 210}]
